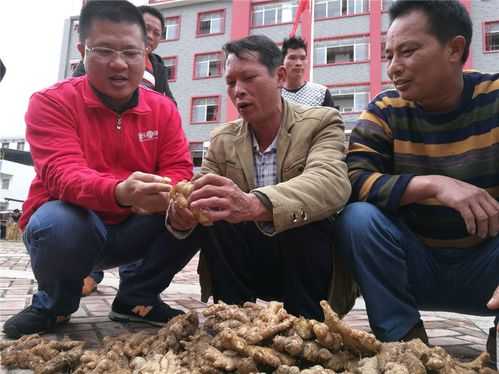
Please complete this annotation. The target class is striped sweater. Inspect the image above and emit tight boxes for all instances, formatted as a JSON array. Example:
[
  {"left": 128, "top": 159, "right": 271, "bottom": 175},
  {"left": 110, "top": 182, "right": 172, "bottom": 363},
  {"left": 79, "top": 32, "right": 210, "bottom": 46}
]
[{"left": 347, "top": 71, "right": 499, "bottom": 248}]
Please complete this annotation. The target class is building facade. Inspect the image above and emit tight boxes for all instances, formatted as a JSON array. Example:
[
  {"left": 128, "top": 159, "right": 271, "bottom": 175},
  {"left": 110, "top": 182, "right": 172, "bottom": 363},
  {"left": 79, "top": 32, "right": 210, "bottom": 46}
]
[
  {"left": 59, "top": 0, "right": 499, "bottom": 157},
  {"left": 0, "top": 138, "right": 34, "bottom": 211}
]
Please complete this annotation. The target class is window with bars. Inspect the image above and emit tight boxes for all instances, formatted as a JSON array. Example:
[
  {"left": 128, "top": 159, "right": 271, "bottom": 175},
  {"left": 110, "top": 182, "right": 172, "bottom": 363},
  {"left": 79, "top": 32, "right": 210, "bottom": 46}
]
[
  {"left": 252, "top": 0, "right": 298, "bottom": 27},
  {"left": 162, "top": 57, "right": 177, "bottom": 81},
  {"left": 163, "top": 17, "right": 180, "bottom": 40},
  {"left": 194, "top": 52, "right": 223, "bottom": 79},
  {"left": 314, "top": 0, "right": 369, "bottom": 19},
  {"left": 191, "top": 97, "right": 219, "bottom": 123},
  {"left": 197, "top": 10, "right": 224, "bottom": 36},
  {"left": 314, "top": 37, "right": 369, "bottom": 65},
  {"left": 16, "top": 142, "right": 25, "bottom": 151},
  {"left": 485, "top": 21, "right": 499, "bottom": 52},
  {"left": 329, "top": 86, "right": 369, "bottom": 113}
]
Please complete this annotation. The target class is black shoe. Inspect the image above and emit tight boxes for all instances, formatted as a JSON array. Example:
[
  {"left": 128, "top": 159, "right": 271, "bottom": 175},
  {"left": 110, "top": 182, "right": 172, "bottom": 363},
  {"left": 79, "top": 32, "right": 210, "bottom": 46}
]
[
  {"left": 487, "top": 326, "right": 497, "bottom": 369},
  {"left": 3, "top": 306, "right": 63, "bottom": 339},
  {"left": 108, "top": 298, "right": 184, "bottom": 327},
  {"left": 402, "top": 320, "right": 429, "bottom": 345}
]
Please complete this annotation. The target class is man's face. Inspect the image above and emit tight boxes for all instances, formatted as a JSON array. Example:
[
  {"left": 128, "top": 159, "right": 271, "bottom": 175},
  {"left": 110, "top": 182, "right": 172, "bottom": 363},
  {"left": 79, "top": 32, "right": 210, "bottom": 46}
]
[
  {"left": 225, "top": 52, "right": 285, "bottom": 125},
  {"left": 143, "top": 13, "right": 162, "bottom": 53},
  {"left": 283, "top": 47, "right": 307, "bottom": 82},
  {"left": 385, "top": 10, "right": 456, "bottom": 107},
  {"left": 78, "top": 20, "right": 145, "bottom": 106}
]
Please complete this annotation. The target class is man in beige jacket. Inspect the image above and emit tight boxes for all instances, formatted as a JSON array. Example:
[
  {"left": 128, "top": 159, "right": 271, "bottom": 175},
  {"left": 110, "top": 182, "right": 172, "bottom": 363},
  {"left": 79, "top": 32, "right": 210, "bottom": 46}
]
[{"left": 168, "top": 35, "right": 352, "bottom": 320}]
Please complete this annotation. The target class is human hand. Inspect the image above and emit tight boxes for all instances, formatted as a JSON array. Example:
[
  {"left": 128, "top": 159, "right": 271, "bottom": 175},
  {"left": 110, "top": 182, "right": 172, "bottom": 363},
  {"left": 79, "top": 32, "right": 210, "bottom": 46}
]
[
  {"left": 115, "top": 172, "right": 171, "bottom": 214},
  {"left": 487, "top": 285, "right": 499, "bottom": 310},
  {"left": 431, "top": 176, "right": 499, "bottom": 238},
  {"left": 189, "top": 173, "right": 269, "bottom": 223},
  {"left": 168, "top": 202, "right": 198, "bottom": 231}
]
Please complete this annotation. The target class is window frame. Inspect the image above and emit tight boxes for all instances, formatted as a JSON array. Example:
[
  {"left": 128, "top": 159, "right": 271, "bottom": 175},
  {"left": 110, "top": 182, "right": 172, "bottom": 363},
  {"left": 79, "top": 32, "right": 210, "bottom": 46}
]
[
  {"left": 314, "top": 0, "right": 370, "bottom": 21},
  {"left": 251, "top": 0, "right": 298, "bottom": 28},
  {"left": 161, "top": 16, "right": 181, "bottom": 42},
  {"left": 483, "top": 20, "right": 499, "bottom": 53},
  {"left": 196, "top": 9, "right": 226, "bottom": 37},
  {"left": 314, "top": 34, "right": 370, "bottom": 67},
  {"left": 327, "top": 83, "right": 370, "bottom": 114},
  {"left": 162, "top": 56, "right": 178, "bottom": 82},
  {"left": 193, "top": 51, "right": 224, "bottom": 80},
  {"left": 190, "top": 96, "right": 221, "bottom": 124}
]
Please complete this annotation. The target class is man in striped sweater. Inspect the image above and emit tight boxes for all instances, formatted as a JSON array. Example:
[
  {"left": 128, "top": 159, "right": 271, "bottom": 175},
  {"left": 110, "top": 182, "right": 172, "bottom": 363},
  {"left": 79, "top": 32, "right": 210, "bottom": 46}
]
[{"left": 335, "top": 0, "right": 498, "bottom": 367}]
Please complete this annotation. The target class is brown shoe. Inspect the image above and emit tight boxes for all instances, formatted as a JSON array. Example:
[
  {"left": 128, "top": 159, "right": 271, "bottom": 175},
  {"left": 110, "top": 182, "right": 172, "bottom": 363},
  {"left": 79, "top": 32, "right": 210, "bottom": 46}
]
[
  {"left": 486, "top": 326, "right": 497, "bottom": 369},
  {"left": 402, "top": 320, "right": 429, "bottom": 344},
  {"left": 81, "top": 276, "right": 98, "bottom": 297}
]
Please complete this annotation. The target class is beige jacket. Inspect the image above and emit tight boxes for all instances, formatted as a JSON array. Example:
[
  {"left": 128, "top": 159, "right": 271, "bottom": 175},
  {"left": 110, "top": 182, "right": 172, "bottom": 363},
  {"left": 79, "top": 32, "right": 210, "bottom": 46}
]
[{"left": 199, "top": 100, "right": 358, "bottom": 315}]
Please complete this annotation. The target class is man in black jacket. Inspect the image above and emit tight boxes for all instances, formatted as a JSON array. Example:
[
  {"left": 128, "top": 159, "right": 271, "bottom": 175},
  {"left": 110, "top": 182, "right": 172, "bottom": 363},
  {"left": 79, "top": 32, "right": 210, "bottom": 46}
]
[{"left": 73, "top": 5, "right": 175, "bottom": 104}]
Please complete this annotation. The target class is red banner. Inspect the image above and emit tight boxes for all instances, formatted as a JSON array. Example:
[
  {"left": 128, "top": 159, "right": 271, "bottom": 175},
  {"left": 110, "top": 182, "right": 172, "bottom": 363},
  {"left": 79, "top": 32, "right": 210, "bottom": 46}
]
[{"left": 290, "top": 0, "right": 310, "bottom": 37}]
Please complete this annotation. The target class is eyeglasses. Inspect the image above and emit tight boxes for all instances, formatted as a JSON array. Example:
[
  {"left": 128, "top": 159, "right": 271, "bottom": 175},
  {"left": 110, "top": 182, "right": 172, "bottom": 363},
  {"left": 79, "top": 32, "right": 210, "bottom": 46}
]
[{"left": 85, "top": 46, "right": 145, "bottom": 63}]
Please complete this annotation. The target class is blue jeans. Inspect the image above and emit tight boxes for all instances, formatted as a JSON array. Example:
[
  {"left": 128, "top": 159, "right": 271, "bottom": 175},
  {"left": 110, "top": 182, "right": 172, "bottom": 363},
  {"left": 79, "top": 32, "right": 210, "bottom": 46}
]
[
  {"left": 335, "top": 202, "right": 499, "bottom": 341},
  {"left": 24, "top": 201, "right": 199, "bottom": 316}
]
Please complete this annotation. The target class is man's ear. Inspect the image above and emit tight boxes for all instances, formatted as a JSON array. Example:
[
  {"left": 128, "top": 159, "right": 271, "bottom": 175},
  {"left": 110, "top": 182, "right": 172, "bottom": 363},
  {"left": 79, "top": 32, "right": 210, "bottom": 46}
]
[
  {"left": 448, "top": 35, "right": 466, "bottom": 64},
  {"left": 276, "top": 65, "right": 287, "bottom": 88}
]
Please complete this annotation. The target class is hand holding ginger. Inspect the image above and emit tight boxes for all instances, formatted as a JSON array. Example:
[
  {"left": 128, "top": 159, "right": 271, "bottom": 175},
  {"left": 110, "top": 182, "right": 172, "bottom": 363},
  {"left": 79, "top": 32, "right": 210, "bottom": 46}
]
[
  {"left": 115, "top": 172, "right": 171, "bottom": 213},
  {"left": 169, "top": 180, "right": 212, "bottom": 228}
]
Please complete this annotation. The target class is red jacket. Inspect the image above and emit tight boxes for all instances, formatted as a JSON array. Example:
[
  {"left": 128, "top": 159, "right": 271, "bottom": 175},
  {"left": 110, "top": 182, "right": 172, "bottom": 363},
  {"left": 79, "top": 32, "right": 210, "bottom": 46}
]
[{"left": 20, "top": 76, "right": 193, "bottom": 229}]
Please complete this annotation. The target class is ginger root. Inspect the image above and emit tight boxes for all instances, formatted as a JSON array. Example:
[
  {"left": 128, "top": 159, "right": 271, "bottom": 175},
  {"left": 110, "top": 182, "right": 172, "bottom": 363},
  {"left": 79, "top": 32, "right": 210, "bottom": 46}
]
[
  {"left": 1, "top": 302, "right": 495, "bottom": 374},
  {"left": 170, "top": 180, "right": 212, "bottom": 225}
]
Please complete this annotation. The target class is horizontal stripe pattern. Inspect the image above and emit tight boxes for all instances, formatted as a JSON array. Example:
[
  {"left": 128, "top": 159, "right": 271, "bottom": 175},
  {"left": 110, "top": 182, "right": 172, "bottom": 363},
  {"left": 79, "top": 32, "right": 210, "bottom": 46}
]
[{"left": 347, "top": 71, "right": 499, "bottom": 248}]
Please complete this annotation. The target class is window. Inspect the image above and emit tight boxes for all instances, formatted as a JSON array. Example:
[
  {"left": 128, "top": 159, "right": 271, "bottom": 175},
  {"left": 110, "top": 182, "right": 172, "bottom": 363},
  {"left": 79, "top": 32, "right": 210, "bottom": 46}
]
[
  {"left": 191, "top": 97, "right": 220, "bottom": 123},
  {"left": 382, "top": 0, "right": 397, "bottom": 11},
  {"left": 252, "top": 1, "right": 298, "bottom": 27},
  {"left": 197, "top": 10, "right": 225, "bottom": 36},
  {"left": 162, "top": 56, "right": 177, "bottom": 81},
  {"left": 1, "top": 175, "right": 11, "bottom": 190},
  {"left": 189, "top": 143, "right": 204, "bottom": 167},
  {"left": 314, "top": 37, "right": 369, "bottom": 65},
  {"left": 72, "top": 21, "right": 79, "bottom": 33},
  {"left": 163, "top": 17, "right": 180, "bottom": 41},
  {"left": 315, "top": 0, "right": 369, "bottom": 19},
  {"left": 194, "top": 52, "right": 223, "bottom": 79},
  {"left": 16, "top": 142, "right": 25, "bottom": 151},
  {"left": 1, "top": 142, "right": 9, "bottom": 149},
  {"left": 329, "top": 86, "right": 369, "bottom": 113},
  {"left": 485, "top": 21, "right": 499, "bottom": 52}
]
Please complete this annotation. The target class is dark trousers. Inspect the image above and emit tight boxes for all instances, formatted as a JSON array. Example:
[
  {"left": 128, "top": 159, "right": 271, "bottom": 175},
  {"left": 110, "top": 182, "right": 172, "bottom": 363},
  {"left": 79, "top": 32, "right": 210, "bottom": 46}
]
[
  {"left": 335, "top": 202, "right": 499, "bottom": 341},
  {"left": 23, "top": 200, "right": 199, "bottom": 316},
  {"left": 200, "top": 219, "right": 334, "bottom": 320}
]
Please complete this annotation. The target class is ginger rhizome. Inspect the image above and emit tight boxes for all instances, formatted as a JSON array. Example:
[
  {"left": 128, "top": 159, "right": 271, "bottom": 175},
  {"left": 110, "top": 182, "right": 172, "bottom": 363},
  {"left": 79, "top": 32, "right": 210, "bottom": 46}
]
[
  {"left": 1, "top": 301, "right": 496, "bottom": 373},
  {"left": 169, "top": 180, "right": 212, "bottom": 225}
]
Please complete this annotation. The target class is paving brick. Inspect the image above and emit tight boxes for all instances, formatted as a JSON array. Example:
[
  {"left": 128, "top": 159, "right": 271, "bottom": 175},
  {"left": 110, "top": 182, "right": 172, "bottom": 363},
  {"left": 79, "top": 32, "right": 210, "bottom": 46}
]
[{"left": 0, "top": 239, "right": 494, "bottom": 365}]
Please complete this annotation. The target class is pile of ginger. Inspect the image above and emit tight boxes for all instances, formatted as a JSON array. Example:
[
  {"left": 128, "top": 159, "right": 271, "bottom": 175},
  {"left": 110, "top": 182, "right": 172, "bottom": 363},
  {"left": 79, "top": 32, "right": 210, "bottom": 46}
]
[{"left": 1, "top": 300, "right": 497, "bottom": 374}]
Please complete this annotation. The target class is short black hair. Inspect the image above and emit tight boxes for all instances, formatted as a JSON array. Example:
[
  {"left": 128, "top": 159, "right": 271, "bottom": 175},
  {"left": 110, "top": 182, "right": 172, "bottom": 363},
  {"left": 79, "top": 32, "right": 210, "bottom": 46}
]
[
  {"left": 137, "top": 5, "right": 165, "bottom": 32},
  {"left": 223, "top": 35, "right": 282, "bottom": 74},
  {"left": 282, "top": 36, "right": 307, "bottom": 58},
  {"left": 389, "top": 0, "right": 472, "bottom": 64},
  {"left": 79, "top": 0, "right": 146, "bottom": 45}
]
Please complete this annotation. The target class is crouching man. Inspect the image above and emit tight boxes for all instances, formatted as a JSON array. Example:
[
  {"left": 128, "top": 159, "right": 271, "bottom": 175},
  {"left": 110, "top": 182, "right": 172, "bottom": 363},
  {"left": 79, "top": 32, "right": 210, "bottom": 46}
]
[
  {"left": 3, "top": 0, "right": 198, "bottom": 339},
  {"left": 168, "top": 35, "right": 354, "bottom": 320}
]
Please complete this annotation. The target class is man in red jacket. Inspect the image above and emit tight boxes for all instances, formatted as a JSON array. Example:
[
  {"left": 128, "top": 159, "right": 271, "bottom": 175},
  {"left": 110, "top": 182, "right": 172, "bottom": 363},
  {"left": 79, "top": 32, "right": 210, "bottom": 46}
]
[{"left": 3, "top": 0, "right": 197, "bottom": 339}]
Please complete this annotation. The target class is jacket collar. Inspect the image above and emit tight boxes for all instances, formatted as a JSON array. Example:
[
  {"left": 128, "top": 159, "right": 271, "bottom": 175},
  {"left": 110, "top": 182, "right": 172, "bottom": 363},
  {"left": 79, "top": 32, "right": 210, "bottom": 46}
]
[
  {"left": 81, "top": 76, "right": 151, "bottom": 114},
  {"left": 234, "top": 99, "right": 295, "bottom": 189}
]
